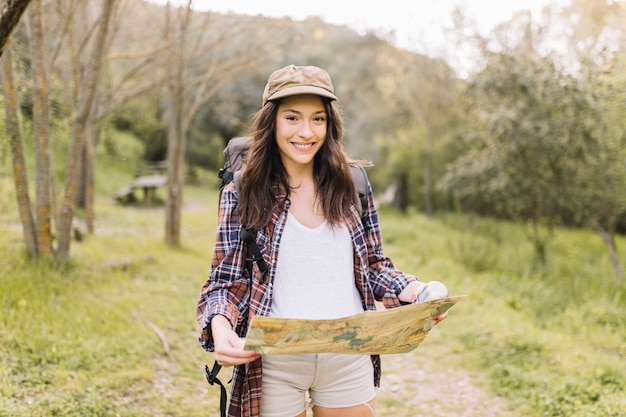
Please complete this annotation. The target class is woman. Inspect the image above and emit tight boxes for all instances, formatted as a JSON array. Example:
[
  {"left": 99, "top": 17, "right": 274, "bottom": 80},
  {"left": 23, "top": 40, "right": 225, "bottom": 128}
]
[{"left": 197, "top": 65, "right": 447, "bottom": 417}]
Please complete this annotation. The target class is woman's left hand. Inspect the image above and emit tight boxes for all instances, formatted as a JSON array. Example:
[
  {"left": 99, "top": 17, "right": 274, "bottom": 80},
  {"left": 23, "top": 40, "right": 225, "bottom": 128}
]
[{"left": 433, "top": 311, "right": 448, "bottom": 321}]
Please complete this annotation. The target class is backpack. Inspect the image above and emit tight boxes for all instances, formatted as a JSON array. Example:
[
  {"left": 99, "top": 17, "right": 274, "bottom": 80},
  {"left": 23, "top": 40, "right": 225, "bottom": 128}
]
[{"left": 206, "top": 136, "right": 370, "bottom": 417}]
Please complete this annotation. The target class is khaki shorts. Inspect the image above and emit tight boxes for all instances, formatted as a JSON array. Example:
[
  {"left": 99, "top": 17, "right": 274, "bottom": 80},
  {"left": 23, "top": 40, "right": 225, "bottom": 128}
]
[{"left": 260, "top": 353, "right": 376, "bottom": 417}]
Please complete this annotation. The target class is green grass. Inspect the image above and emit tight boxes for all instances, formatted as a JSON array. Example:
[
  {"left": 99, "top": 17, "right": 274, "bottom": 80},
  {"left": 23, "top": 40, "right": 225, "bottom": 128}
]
[
  {"left": 378, "top": 208, "right": 625, "bottom": 417},
  {"left": 0, "top": 143, "right": 624, "bottom": 415},
  {"left": 0, "top": 182, "right": 220, "bottom": 416}
]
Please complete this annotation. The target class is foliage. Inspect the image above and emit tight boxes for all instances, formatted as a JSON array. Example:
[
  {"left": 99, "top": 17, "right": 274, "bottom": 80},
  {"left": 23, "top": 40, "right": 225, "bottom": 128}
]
[
  {"left": 109, "top": 93, "right": 167, "bottom": 162},
  {"left": 437, "top": 35, "right": 626, "bottom": 265},
  {"left": 442, "top": 51, "right": 596, "bottom": 220}
]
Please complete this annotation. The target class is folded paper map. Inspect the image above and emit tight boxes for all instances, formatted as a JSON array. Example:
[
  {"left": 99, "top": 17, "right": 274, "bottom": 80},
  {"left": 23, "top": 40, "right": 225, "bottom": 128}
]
[{"left": 244, "top": 295, "right": 466, "bottom": 355}]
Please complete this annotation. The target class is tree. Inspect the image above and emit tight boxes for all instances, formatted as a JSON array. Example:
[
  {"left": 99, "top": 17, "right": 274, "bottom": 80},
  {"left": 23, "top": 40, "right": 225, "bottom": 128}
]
[
  {"left": 371, "top": 48, "right": 458, "bottom": 213},
  {"left": 5, "top": 0, "right": 142, "bottom": 259},
  {"left": 1, "top": 0, "right": 56, "bottom": 259},
  {"left": 438, "top": 1, "right": 626, "bottom": 272},
  {"left": 439, "top": 49, "right": 604, "bottom": 262},
  {"left": 162, "top": 2, "right": 273, "bottom": 246},
  {"left": 29, "top": 0, "right": 54, "bottom": 259},
  {"left": 1, "top": 44, "right": 37, "bottom": 256},
  {"left": 56, "top": 0, "right": 116, "bottom": 258},
  {"left": 0, "top": 0, "right": 32, "bottom": 58},
  {"left": 80, "top": 0, "right": 168, "bottom": 233}
]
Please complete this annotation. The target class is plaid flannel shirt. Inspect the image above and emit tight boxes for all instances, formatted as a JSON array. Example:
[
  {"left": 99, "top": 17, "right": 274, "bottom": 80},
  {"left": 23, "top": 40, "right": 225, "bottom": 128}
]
[{"left": 196, "top": 179, "right": 418, "bottom": 417}]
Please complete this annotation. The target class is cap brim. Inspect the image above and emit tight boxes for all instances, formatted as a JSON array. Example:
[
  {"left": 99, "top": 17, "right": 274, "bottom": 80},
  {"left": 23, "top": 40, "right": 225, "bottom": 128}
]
[{"left": 266, "top": 85, "right": 337, "bottom": 103}]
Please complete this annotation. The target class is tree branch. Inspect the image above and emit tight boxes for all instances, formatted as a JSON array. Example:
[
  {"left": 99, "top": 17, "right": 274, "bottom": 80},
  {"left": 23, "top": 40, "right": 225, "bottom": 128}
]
[{"left": 0, "top": 0, "right": 33, "bottom": 58}]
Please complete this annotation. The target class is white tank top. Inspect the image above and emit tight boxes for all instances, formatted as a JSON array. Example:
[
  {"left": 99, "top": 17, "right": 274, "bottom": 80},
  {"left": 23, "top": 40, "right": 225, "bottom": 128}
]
[{"left": 269, "top": 212, "right": 364, "bottom": 320}]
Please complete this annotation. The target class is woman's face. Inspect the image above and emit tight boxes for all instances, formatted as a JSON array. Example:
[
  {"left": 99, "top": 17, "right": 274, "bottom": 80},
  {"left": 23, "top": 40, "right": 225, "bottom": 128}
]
[{"left": 274, "top": 94, "right": 327, "bottom": 171}]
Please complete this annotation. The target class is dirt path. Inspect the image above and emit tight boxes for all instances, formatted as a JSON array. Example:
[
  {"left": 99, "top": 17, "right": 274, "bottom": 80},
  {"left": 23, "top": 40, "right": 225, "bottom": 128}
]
[{"left": 376, "top": 327, "right": 508, "bottom": 417}]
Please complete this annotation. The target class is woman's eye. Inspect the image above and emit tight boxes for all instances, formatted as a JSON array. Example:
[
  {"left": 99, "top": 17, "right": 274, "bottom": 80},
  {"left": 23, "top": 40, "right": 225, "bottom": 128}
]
[
  {"left": 286, "top": 115, "right": 298, "bottom": 121},
  {"left": 314, "top": 116, "right": 326, "bottom": 123}
]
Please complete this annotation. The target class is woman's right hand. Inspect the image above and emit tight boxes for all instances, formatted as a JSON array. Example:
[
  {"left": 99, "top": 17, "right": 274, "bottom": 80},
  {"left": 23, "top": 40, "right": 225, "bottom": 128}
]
[{"left": 211, "top": 315, "right": 260, "bottom": 366}]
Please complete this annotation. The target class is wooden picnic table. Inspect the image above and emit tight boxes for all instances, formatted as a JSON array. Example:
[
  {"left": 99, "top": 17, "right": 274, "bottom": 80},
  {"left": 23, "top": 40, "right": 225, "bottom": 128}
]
[{"left": 114, "top": 174, "right": 167, "bottom": 204}]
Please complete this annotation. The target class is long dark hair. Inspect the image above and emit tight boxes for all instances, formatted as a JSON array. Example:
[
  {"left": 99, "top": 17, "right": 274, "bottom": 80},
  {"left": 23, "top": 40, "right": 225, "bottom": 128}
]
[{"left": 239, "top": 97, "right": 358, "bottom": 230}]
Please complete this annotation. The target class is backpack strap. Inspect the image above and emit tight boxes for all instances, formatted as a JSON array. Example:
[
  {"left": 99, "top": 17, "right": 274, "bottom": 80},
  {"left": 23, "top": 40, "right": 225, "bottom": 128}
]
[
  {"left": 240, "top": 227, "right": 270, "bottom": 284},
  {"left": 349, "top": 164, "right": 370, "bottom": 232},
  {"left": 234, "top": 171, "right": 270, "bottom": 284},
  {"left": 205, "top": 362, "right": 227, "bottom": 417}
]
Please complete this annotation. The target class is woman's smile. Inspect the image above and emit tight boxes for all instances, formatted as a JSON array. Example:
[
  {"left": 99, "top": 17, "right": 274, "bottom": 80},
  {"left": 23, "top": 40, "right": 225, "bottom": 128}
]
[{"left": 275, "top": 94, "right": 327, "bottom": 170}]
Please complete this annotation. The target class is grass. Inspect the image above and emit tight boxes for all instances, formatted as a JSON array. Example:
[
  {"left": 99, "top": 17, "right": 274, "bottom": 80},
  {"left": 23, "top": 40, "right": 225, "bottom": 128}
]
[
  {"left": 0, "top": 193, "right": 219, "bottom": 416},
  {"left": 0, "top": 141, "right": 624, "bottom": 416}
]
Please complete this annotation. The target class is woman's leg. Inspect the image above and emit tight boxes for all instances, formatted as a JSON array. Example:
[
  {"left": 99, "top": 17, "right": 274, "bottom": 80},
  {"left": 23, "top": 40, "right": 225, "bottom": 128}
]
[
  {"left": 309, "top": 354, "right": 376, "bottom": 417},
  {"left": 261, "top": 354, "right": 315, "bottom": 417},
  {"left": 312, "top": 398, "right": 375, "bottom": 417}
]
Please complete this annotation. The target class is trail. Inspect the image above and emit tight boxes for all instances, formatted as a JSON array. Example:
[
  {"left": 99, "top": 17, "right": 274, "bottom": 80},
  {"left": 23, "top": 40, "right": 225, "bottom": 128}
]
[{"left": 376, "top": 327, "right": 509, "bottom": 417}]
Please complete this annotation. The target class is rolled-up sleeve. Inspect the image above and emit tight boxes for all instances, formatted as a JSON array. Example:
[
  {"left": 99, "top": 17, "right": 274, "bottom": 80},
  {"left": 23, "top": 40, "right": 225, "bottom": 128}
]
[{"left": 196, "top": 183, "right": 250, "bottom": 351}]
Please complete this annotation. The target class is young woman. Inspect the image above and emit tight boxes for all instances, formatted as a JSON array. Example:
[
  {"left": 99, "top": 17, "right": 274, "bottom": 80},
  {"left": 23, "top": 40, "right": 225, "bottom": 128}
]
[{"left": 197, "top": 65, "right": 447, "bottom": 417}]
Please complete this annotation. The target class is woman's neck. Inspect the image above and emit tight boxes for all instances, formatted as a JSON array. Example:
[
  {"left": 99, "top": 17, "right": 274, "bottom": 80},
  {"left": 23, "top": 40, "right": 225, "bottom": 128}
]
[{"left": 287, "top": 175, "right": 324, "bottom": 228}]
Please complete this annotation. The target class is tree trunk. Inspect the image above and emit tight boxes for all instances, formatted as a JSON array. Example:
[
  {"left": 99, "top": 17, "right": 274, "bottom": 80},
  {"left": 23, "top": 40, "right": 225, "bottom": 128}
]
[
  {"left": 84, "top": 118, "right": 96, "bottom": 234},
  {"left": 164, "top": 86, "right": 184, "bottom": 246},
  {"left": 0, "top": 0, "right": 32, "bottom": 58},
  {"left": 596, "top": 225, "right": 623, "bottom": 282},
  {"left": 423, "top": 126, "right": 434, "bottom": 218},
  {"left": 164, "top": 1, "right": 192, "bottom": 246},
  {"left": 397, "top": 172, "right": 409, "bottom": 213},
  {"left": 29, "top": 0, "right": 54, "bottom": 259},
  {"left": 1, "top": 44, "right": 38, "bottom": 256},
  {"left": 76, "top": 119, "right": 95, "bottom": 231},
  {"left": 56, "top": 0, "right": 115, "bottom": 258},
  {"left": 160, "top": 0, "right": 271, "bottom": 245}
]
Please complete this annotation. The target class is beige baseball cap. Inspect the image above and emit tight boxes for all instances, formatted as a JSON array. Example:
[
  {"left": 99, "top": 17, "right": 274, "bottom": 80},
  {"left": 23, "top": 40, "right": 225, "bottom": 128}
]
[{"left": 262, "top": 65, "right": 337, "bottom": 105}]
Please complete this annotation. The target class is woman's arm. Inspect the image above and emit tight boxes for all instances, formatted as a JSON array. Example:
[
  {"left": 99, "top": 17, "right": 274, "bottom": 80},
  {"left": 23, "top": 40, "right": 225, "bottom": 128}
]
[{"left": 197, "top": 183, "right": 251, "bottom": 351}]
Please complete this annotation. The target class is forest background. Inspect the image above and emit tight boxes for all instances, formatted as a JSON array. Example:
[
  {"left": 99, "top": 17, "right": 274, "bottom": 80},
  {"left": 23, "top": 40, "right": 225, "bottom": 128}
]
[{"left": 0, "top": 0, "right": 625, "bottom": 416}]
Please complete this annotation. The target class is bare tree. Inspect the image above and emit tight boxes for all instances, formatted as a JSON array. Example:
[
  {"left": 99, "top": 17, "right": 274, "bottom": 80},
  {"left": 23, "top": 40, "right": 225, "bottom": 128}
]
[
  {"left": 162, "top": 1, "right": 191, "bottom": 246},
  {"left": 29, "top": 0, "right": 54, "bottom": 259},
  {"left": 162, "top": 1, "right": 271, "bottom": 245},
  {"left": 1, "top": 44, "right": 38, "bottom": 256},
  {"left": 56, "top": 0, "right": 116, "bottom": 258},
  {"left": 80, "top": 0, "right": 167, "bottom": 234},
  {"left": 0, "top": 0, "right": 32, "bottom": 58}
]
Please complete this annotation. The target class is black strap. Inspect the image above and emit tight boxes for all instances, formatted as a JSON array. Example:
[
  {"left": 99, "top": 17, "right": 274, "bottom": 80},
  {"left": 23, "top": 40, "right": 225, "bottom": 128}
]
[
  {"left": 240, "top": 227, "right": 270, "bottom": 284},
  {"left": 205, "top": 362, "right": 227, "bottom": 417}
]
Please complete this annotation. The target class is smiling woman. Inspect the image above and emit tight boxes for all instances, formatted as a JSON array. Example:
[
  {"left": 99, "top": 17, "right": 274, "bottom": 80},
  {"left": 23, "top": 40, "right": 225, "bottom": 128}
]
[{"left": 195, "top": 64, "right": 450, "bottom": 417}]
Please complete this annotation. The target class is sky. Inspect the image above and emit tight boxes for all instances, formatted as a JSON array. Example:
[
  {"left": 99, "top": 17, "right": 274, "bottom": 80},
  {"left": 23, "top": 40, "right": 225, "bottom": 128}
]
[{"left": 154, "top": 0, "right": 565, "bottom": 54}]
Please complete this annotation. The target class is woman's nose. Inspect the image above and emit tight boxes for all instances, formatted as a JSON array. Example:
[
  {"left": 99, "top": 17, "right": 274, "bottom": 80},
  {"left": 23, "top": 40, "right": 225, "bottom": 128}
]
[{"left": 298, "top": 121, "right": 313, "bottom": 138}]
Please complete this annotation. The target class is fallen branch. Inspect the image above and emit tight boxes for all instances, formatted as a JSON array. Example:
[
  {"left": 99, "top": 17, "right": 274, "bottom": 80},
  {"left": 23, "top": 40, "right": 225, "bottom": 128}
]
[
  {"left": 132, "top": 312, "right": 170, "bottom": 356},
  {"left": 96, "top": 255, "right": 157, "bottom": 270}
]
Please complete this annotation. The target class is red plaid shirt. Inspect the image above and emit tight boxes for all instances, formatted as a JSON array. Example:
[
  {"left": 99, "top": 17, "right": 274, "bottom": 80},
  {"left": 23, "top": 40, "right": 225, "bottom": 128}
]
[{"left": 196, "top": 180, "right": 418, "bottom": 416}]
